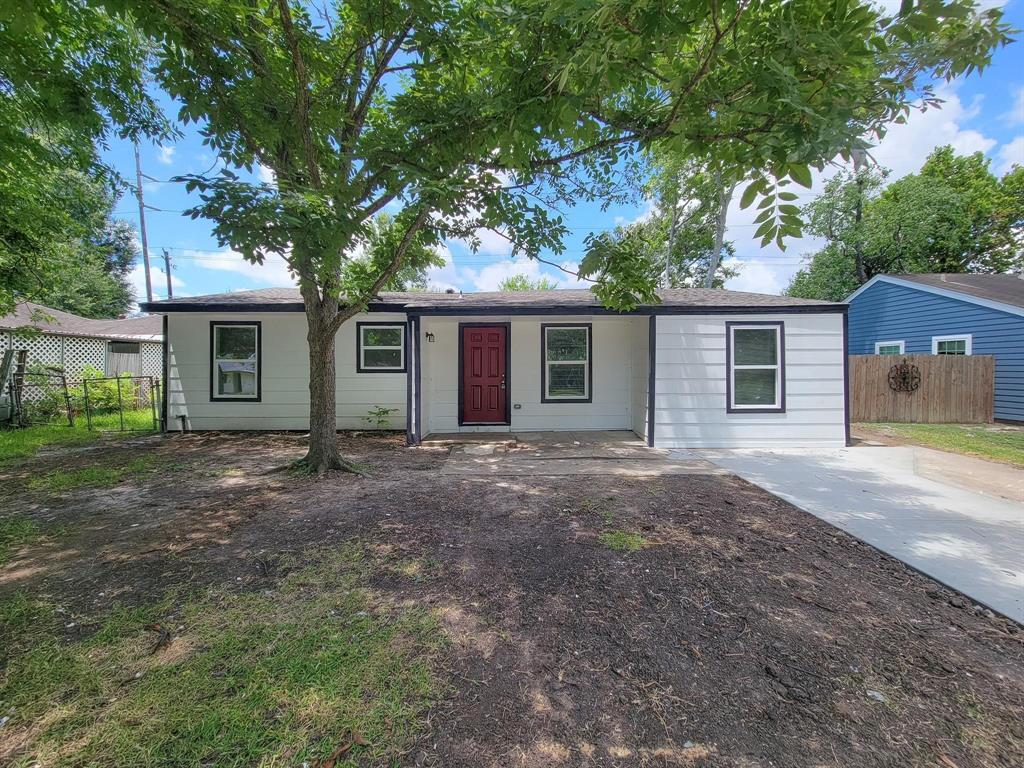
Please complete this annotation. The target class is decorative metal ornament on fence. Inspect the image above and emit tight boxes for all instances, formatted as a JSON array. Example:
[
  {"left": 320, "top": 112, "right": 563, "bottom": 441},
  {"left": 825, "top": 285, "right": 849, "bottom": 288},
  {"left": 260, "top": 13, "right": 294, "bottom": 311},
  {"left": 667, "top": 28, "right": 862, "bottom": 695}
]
[{"left": 887, "top": 361, "right": 921, "bottom": 393}]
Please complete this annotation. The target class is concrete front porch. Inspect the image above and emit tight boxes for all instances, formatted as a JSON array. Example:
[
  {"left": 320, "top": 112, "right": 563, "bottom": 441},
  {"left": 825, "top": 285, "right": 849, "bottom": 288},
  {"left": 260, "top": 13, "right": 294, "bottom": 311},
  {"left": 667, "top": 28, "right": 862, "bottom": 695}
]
[{"left": 423, "top": 430, "right": 724, "bottom": 476}]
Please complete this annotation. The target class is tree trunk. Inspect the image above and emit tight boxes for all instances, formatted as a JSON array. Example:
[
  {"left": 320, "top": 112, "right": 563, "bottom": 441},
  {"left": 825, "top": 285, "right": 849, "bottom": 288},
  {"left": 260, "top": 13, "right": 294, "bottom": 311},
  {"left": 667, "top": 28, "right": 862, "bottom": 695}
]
[
  {"left": 705, "top": 174, "right": 735, "bottom": 288},
  {"left": 299, "top": 296, "right": 364, "bottom": 474},
  {"left": 852, "top": 148, "right": 868, "bottom": 284}
]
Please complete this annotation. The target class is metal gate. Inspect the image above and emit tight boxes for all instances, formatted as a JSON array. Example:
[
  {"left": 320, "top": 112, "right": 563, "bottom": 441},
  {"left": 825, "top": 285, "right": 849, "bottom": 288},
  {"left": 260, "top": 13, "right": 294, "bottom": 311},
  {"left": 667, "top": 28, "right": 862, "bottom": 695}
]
[{"left": 83, "top": 375, "right": 161, "bottom": 432}]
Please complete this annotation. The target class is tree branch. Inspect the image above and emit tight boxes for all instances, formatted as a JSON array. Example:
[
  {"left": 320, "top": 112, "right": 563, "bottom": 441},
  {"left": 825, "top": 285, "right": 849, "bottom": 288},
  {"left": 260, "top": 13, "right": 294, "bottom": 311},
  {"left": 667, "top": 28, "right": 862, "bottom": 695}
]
[
  {"left": 329, "top": 206, "right": 430, "bottom": 332},
  {"left": 276, "top": 0, "right": 322, "bottom": 189}
]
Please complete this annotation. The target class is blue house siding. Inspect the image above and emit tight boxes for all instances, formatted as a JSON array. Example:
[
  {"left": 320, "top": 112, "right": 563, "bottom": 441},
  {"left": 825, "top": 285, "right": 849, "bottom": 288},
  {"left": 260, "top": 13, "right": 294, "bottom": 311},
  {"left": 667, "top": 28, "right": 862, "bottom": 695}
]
[{"left": 848, "top": 280, "right": 1024, "bottom": 422}]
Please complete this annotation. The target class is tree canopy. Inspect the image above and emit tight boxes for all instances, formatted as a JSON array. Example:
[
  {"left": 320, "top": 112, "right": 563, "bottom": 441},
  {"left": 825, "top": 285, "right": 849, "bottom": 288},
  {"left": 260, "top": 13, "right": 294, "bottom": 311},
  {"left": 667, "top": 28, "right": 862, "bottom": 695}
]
[
  {"left": 787, "top": 146, "right": 1024, "bottom": 301},
  {"left": 0, "top": 0, "right": 166, "bottom": 313},
  {"left": 497, "top": 274, "right": 557, "bottom": 291}
]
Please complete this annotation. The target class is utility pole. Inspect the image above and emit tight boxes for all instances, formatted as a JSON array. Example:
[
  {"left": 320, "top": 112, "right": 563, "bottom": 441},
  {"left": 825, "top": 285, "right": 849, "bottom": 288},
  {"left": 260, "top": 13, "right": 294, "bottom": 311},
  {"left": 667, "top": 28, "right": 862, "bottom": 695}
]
[
  {"left": 133, "top": 142, "right": 153, "bottom": 303},
  {"left": 162, "top": 248, "right": 173, "bottom": 298}
]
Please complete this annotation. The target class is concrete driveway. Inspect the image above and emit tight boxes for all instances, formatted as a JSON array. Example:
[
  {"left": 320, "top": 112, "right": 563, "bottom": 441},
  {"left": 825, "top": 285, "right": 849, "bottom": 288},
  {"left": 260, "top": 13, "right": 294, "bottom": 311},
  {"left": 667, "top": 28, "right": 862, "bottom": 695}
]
[{"left": 679, "top": 445, "right": 1024, "bottom": 623}]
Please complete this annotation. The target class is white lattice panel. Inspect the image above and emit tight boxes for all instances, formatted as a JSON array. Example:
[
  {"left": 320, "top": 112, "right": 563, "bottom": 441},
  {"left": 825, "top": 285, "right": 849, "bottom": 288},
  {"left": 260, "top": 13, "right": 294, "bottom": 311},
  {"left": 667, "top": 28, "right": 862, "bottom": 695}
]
[
  {"left": 63, "top": 336, "right": 106, "bottom": 377},
  {"left": 141, "top": 342, "right": 164, "bottom": 379},
  {"left": 9, "top": 332, "right": 64, "bottom": 370},
  {"left": 0, "top": 331, "right": 8, "bottom": 353}
]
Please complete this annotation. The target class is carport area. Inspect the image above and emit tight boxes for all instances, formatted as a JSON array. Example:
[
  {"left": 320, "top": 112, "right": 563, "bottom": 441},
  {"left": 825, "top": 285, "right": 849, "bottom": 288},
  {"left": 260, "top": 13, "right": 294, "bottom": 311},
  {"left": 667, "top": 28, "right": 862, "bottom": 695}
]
[{"left": 688, "top": 445, "right": 1024, "bottom": 623}]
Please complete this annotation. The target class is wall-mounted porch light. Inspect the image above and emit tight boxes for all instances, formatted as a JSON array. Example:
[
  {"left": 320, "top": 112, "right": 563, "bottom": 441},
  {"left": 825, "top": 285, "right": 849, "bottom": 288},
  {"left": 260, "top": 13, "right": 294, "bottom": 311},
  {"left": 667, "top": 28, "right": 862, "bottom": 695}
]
[{"left": 425, "top": 331, "right": 436, "bottom": 343}]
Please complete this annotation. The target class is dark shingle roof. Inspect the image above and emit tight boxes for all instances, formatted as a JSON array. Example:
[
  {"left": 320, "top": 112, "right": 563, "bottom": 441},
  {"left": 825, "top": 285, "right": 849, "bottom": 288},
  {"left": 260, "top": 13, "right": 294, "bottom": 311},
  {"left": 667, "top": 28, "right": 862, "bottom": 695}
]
[
  {"left": 142, "top": 287, "right": 840, "bottom": 313},
  {"left": 0, "top": 302, "right": 163, "bottom": 341},
  {"left": 893, "top": 273, "right": 1024, "bottom": 310}
]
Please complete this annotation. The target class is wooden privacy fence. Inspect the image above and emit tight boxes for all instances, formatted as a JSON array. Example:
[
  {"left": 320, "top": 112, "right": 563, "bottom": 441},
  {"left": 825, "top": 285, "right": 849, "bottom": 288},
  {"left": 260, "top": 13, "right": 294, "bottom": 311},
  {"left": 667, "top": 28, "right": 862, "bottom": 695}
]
[{"left": 850, "top": 354, "right": 994, "bottom": 423}]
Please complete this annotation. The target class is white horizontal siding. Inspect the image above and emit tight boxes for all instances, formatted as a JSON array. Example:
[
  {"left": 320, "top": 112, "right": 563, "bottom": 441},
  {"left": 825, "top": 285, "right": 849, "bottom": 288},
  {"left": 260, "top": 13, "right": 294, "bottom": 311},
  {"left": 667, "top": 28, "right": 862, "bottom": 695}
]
[
  {"left": 653, "top": 313, "right": 846, "bottom": 448},
  {"left": 166, "top": 312, "right": 407, "bottom": 431}
]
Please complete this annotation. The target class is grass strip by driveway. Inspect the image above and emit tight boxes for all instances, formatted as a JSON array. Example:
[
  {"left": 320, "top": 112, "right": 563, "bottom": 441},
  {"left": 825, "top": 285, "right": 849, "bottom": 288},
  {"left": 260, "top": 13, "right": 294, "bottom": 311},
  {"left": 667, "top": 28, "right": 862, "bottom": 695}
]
[
  {"left": 0, "top": 546, "right": 443, "bottom": 768},
  {"left": 857, "top": 423, "right": 1024, "bottom": 467}
]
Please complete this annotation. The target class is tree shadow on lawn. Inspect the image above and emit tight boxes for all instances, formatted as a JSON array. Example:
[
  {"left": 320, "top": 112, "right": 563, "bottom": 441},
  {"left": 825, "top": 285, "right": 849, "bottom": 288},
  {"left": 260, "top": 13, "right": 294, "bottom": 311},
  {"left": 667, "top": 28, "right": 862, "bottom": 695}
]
[{"left": 1, "top": 433, "right": 1022, "bottom": 767}]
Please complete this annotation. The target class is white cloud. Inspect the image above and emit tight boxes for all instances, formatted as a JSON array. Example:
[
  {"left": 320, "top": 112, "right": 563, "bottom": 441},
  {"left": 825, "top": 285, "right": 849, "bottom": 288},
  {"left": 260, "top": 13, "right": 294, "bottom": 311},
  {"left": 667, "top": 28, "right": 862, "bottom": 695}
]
[
  {"left": 156, "top": 145, "right": 175, "bottom": 165},
  {"left": 425, "top": 245, "right": 579, "bottom": 292},
  {"left": 996, "top": 136, "right": 1024, "bottom": 176},
  {"left": 256, "top": 163, "right": 276, "bottom": 185},
  {"left": 183, "top": 249, "right": 297, "bottom": 287},
  {"left": 129, "top": 262, "right": 185, "bottom": 301},
  {"left": 1004, "top": 87, "right": 1024, "bottom": 126}
]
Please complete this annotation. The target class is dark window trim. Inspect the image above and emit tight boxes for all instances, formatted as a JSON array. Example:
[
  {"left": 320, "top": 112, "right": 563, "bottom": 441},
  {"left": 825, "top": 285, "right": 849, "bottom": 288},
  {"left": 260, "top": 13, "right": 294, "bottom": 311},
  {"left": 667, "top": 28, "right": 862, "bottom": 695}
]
[
  {"left": 725, "top": 321, "right": 786, "bottom": 414},
  {"left": 108, "top": 341, "right": 141, "bottom": 355},
  {"left": 209, "top": 320, "right": 262, "bottom": 402},
  {"left": 457, "top": 322, "right": 512, "bottom": 426},
  {"left": 356, "top": 321, "right": 408, "bottom": 373},
  {"left": 540, "top": 323, "right": 593, "bottom": 404}
]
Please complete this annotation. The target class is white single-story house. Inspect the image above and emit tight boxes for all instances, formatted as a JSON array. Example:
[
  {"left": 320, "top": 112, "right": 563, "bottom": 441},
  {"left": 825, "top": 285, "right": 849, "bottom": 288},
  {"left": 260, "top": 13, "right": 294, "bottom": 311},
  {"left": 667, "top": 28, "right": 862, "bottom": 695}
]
[
  {"left": 141, "top": 287, "right": 850, "bottom": 448},
  {"left": 0, "top": 301, "right": 164, "bottom": 380}
]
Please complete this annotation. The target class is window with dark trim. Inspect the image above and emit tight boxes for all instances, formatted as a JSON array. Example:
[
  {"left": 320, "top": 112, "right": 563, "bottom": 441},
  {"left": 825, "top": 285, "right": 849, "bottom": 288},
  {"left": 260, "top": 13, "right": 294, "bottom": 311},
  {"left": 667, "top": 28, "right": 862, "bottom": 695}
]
[
  {"left": 541, "top": 323, "right": 592, "bottom": 403},
  {"left": 108, "top": 341, "right": 141, "bottom": 355},
  {"left": 357, "top": 322, "right": 406, "bottom": 372},
  {"left": 210, "top": 321, "right": 261, "bottom": 401},
  {"left": 726, "top": 322, "right": 785, "bottom": 413}
]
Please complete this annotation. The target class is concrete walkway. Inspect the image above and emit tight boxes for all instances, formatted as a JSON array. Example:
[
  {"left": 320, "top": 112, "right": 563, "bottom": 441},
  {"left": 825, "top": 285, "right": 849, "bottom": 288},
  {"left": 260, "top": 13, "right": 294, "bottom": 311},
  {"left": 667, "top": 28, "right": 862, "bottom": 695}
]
[
  {"left": 430, "top": 430, "right": 725, "bottom": 477},
  {"left": 683, "top": 445, "right": 1024, "bottom": 623}
]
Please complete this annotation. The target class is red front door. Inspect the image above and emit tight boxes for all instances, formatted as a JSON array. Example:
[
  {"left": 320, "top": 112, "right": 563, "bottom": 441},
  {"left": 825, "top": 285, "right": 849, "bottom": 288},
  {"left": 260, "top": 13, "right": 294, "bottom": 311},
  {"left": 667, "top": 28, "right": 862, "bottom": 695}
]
[{"left": 461, "top": 325, "right": 508, "bottom": 424}]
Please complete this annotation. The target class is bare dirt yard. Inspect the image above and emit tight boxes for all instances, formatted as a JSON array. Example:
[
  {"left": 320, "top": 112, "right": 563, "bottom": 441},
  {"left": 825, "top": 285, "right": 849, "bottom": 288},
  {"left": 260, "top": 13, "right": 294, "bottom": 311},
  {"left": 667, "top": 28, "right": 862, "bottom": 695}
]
[{"left": 1, "top": 432, "right": 1022, "bottom": 767}]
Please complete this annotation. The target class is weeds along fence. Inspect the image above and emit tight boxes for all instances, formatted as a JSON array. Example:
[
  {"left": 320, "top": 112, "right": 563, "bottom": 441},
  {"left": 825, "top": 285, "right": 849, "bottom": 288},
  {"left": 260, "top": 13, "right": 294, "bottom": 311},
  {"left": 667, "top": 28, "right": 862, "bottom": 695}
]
[
  {"left": 849, "top": 354, "right": 995, "bottom": 424},
  {"left": 10, "top": 368, "right": 161, "bottom": 432}
]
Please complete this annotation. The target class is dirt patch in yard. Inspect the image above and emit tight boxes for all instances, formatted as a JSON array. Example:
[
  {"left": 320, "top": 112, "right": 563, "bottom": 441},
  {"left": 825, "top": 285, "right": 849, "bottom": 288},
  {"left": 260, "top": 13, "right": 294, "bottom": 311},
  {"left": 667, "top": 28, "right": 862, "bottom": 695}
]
[{"left": 1, "top": 433, "right": 1022, "bottom": 767}]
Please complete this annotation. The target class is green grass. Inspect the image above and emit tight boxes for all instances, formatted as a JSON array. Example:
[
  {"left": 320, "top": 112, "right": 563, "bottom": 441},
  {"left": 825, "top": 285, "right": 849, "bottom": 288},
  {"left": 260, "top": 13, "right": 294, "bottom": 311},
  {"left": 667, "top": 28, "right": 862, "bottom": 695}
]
[
  {"left": 858, "top": 423, "right": 1024, "bottom": 468},
  {"left": 0, "top": 515, "right": 40, "bottom": 564},
  {"left": 26, "top": 456, "right": 157, "bottom": 494},
  {"left": 0, "top": 547, "right": 444, "bottom": 767},
  {"left": 0, "top": 409, "right": 157, "bottom": 465},
  {"left": 599, "top": 530, "right": 647, "bottom": 552}
]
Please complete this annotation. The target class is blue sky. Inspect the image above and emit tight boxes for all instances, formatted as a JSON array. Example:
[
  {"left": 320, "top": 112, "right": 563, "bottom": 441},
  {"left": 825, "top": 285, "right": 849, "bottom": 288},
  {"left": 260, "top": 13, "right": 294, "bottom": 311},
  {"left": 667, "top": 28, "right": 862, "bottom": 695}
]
[{"left": 106, "top": 1, "right": 1024, "bottom": 306}]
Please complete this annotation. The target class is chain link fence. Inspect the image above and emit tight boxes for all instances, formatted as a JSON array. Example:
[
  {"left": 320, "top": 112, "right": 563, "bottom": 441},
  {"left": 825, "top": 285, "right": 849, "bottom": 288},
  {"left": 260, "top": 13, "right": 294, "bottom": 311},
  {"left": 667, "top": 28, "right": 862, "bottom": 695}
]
[{"left": 4, "top": 358, "right": 161, "bottom": 432}]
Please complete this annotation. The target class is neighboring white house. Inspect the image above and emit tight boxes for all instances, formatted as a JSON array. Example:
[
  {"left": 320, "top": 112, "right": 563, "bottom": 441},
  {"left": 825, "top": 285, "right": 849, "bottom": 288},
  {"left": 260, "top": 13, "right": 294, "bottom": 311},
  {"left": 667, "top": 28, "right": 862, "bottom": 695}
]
[
  {"left": 0, "top": 301, "right": 164, "bottom": 380},
  {"left": 142, "top": 287, "right": 849, "bottom": 449}
]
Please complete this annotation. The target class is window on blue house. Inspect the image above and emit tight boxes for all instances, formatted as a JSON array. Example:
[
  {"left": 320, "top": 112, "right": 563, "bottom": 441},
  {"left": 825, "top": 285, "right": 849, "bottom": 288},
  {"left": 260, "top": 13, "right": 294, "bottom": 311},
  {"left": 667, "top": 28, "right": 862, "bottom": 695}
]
[
  {"left": 875, "top": 341, "right": 904, "bottom": 355},
  {"left": 932, "top": 334, "right": 972, "bottom": 356}
]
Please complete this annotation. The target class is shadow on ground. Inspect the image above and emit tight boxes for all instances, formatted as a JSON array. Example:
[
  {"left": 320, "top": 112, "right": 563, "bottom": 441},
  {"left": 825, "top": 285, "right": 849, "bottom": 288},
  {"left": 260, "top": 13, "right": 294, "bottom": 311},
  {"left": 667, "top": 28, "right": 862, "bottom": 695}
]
[{"left": 2, "top": 433, "right": 1022, "bottom": 767}]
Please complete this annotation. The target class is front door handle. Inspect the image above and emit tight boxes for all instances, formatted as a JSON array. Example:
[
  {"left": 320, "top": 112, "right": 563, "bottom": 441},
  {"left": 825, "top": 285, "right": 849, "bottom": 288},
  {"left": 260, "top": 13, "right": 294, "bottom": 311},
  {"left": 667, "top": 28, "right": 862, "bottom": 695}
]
[{"left": 500, "top": 374, "right": 506, "bottom": 390}]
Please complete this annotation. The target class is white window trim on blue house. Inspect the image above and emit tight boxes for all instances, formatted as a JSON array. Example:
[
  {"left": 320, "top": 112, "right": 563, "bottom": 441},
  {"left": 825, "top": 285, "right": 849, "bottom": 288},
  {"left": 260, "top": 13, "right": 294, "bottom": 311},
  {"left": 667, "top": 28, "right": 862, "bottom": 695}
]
[
  {"left": 931, "top": 334, "right": 972, "bottom": 355},
  {"left": 847, "top": 275, "right": 1024, "bottom": 318},
  {"left": 874, "top": 340, "right": 905, "bottom": 355}
]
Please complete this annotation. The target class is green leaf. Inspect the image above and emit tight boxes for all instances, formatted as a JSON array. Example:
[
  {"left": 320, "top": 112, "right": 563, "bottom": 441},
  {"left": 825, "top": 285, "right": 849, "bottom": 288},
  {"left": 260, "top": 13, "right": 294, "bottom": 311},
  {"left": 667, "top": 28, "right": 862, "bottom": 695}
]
[
  {"left": 739, "top": 183, "right": 760, "bottom": 209},
  {"left": 788, "top": 164, "right": 813, "bottom": 188}
]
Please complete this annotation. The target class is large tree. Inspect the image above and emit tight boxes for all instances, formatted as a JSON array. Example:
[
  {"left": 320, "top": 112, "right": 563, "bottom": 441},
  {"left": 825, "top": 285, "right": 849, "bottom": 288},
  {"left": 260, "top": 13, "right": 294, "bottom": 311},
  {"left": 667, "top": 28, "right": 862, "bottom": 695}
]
[
  {"left": 0, "top": 0, "right": 166, "bottom": 313},
  {"left": 788, "top": 146, "right": 1024, "bottom": 300},
  {"left": 121, "top": 0, "right": 1008, "bottom": 472},
  {"left": 581, "top": 158, "right": 739, "bottom": 300},
  {"left": 497, "top": 274, "right": 558, "bottom": 291}
]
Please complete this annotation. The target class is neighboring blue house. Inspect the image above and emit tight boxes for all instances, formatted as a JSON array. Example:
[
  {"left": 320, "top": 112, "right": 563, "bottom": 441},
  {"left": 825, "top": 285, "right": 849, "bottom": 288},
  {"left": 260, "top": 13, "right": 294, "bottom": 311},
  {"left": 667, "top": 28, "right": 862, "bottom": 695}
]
[{"left": 847, "top": 273, "right": 1024, "bottom": 423}]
